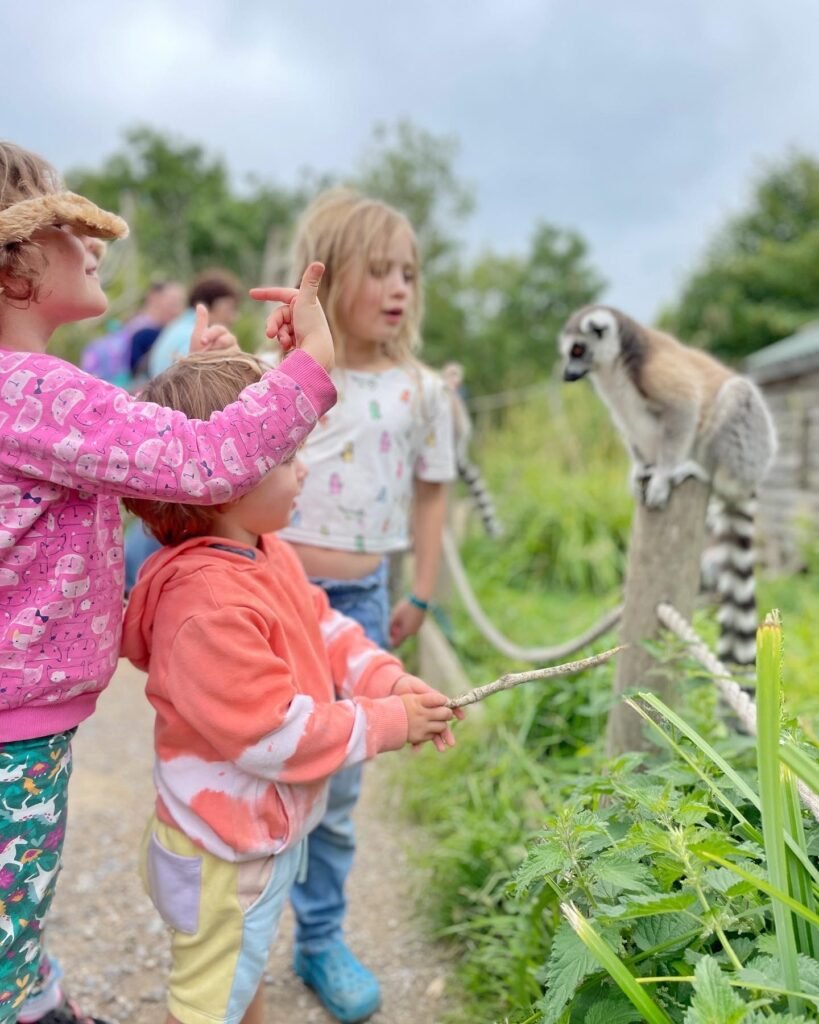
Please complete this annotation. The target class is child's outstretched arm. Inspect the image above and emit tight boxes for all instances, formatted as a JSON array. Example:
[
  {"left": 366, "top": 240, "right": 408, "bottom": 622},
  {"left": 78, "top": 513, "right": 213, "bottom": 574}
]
[
  {"left": 144, "top": 600, "right": 414, "bottom": 786},
  {"left": 0, "top": 352, "right": 332, "bottom": 503},
  {"left": 296, "top": 551, "right": 461, "bottom": 753},
  {"left": 0, "top": 270, "right": 336, "bottom": 503}
]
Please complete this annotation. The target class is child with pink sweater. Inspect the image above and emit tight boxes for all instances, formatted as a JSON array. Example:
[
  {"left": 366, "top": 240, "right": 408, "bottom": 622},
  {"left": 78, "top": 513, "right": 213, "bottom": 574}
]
[{"left": 0, "top": 142, "right": 336, "bottom": 1024}]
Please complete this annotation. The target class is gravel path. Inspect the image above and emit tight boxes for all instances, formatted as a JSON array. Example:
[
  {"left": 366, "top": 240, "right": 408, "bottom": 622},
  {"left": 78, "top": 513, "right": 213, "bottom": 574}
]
[{"left": 48, "top": 660, "right": 456, "bottom": 1023}]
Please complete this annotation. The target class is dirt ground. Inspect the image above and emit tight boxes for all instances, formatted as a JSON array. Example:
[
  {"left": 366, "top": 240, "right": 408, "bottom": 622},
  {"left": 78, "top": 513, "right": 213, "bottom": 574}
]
[{"left": 47, "top": 660, "right": 457, "bottom": 1023}]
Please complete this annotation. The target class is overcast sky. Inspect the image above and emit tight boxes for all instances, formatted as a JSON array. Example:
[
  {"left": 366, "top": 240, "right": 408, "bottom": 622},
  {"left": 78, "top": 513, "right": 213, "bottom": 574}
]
[{"left": 5, "top": 0, "right": 819, "bottom": 322}]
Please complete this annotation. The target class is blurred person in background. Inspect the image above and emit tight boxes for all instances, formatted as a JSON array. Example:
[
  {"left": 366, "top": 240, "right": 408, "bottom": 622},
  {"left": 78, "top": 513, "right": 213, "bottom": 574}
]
[{"left": 148, "top": 268, "right": 242, "bottom": 377}]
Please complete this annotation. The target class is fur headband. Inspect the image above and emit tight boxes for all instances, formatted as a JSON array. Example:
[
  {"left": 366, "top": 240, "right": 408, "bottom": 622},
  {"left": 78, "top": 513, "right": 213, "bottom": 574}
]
[{"left": 0, "top": 191, "right": 128, "bottom": 246}]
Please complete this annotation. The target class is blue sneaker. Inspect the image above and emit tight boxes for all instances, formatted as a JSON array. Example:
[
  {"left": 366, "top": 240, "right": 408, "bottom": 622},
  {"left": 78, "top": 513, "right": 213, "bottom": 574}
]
[{"left": 293, "top": 941, "right": 381, "bottom": 1023}]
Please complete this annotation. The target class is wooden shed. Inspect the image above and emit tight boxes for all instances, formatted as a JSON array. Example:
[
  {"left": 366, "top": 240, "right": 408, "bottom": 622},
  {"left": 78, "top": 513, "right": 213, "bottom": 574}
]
[{"left": 745, "top": 321, "right": 819, "bottom": 568}]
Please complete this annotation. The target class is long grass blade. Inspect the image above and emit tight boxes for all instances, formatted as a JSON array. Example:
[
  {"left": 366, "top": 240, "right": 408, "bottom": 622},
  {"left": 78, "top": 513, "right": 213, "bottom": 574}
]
[
  {"left": 780, "top": 740, "right": 819, "bottom": 795},
  {"left": 698, "top": 853, "right": 819, "bottom": 927},
  {"left": 782, "top": 765, "right": 818, "bottom": 957},
  {"left": 561, "top": 903, "right": 675, "bottom": 1023},
  {"left": 636, "top": 692, "right": 819, "bottom": 885},
  {"left": 756, "top": 611, "right": 802, "bottom": 1012},
  {"left": 626, "top": 697, "right": 761, "bottom": 840}
]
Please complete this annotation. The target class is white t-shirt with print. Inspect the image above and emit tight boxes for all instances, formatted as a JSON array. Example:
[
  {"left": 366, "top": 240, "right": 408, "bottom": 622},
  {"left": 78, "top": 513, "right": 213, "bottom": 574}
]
[{"left": 279, "top": 364, "right": 456, "bottom": 553}]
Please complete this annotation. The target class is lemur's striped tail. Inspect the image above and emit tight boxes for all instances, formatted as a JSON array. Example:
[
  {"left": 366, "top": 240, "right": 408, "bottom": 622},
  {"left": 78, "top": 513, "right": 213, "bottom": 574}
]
[
  {"left": 712, "top": 497, "right": 758, "bottom": 667},
  {"left": 457, "top": 456, "right": 504, "bottom": 539}
]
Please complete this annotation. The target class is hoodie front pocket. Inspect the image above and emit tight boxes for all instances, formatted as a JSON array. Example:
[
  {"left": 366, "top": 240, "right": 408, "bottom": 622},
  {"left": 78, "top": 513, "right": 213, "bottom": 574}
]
[{"left": 146, "top": 832, "right": 201, "bottom": 934}]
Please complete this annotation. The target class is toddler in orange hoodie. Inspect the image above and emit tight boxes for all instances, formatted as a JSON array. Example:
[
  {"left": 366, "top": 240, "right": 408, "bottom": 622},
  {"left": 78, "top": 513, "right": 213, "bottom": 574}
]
[{"left": 120, "top": 352, "right": 460, "bottom": 1024}]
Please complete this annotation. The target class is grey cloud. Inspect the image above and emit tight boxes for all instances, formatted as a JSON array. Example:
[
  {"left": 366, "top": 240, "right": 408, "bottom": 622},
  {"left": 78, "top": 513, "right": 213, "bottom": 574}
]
[{"left": 4, "top": 0, "right": 819, "bottom": 321}]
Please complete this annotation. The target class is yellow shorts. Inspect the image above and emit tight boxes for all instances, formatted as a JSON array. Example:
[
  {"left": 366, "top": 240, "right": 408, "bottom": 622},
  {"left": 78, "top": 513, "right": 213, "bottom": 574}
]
[{"left": 140, "top": 817, "right": 303, "bottom": 1024}]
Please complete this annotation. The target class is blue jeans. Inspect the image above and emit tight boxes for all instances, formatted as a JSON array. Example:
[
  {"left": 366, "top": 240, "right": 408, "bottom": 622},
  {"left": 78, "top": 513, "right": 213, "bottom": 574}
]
[
  {"left": 290, "top": 561, "right": 390, "bottom": 953},
  {"left": 124, "top": 521, "right": 162, "bottom": 595}
]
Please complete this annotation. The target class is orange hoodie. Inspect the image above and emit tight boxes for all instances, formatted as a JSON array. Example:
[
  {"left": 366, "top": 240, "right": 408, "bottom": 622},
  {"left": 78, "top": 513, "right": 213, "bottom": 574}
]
[{"left": 121, "top": 534, "right": 409, "bottom": 861}]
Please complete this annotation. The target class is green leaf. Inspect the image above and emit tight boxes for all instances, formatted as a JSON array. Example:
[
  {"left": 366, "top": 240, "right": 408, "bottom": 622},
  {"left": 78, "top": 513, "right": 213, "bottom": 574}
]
[
  {"left": 631, "top": 913, "right": 700, "bottom": 953},
  {"left": 593, "top": 853, "right": 653, "bottom": 895},
  {"left": 701, "top": 866, "right": 756, "bottom": 896},
  {"left": 675, "top": 797, "right": 714, "bottom": 826},
  {"left": 794, "top": 953, "right": 819, "bottom": 996},
  {"left": 738, "top": 954, "right": 819, "bottom": 1007},
  {"left": 745, "top": 1015, "right": 810, "bottom": 1023},
  {"left": 683, "top": 955, "right": 747, "bottom": 1024},
  {"left": 513, "top": 839, "right": 568, "bottom": 894},
  {"left": 584, "top": 998, "right": 644, "bottom": 1024},
  {"left": 602, "top": 890, "right": 698, "bottom": 919},
  {"left": 537, "top": 920, "right": 601, "bottom": 1024}
]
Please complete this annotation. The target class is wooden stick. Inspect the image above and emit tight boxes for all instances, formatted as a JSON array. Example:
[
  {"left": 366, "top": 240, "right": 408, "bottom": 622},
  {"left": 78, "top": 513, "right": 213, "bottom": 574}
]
[{"left": 445, "top": 645, "right": 626, "bottom": 709}]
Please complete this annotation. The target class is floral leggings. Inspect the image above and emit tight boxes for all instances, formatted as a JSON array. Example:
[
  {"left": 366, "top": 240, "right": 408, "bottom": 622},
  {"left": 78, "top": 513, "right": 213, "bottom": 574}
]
[{"left": 0, "top": 732, "right": 73, "bottom": 1024}]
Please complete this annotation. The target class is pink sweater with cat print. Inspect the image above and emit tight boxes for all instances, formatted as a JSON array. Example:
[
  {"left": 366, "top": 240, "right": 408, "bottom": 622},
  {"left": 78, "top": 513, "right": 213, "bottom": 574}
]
[{"left": 0, "top": 348, "right": 336, "bottom": 742}]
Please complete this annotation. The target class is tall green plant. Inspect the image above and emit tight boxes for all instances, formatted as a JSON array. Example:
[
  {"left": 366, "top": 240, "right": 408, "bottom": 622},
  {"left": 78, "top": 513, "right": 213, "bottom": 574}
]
[
  {"left": 513, "top": 614, "right": 819, "bottom": 1022},
  {"left": 756, "top": 612, "right": 803, "bottom": 1012}
]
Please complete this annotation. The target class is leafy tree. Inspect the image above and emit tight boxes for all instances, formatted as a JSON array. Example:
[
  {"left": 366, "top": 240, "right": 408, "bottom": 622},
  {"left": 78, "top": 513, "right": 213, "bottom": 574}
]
[
  {"left": 349, "top": 120, "right": 474, "bottom": 272},
  {"left": 68, "top": 126, "right": 300, "bottom": 285},
  {"left": 458, "top": 224, "right": 606, "bottom": 395},
  {"left": 662, "top": 152, "right": 819, "bottom": 361}
]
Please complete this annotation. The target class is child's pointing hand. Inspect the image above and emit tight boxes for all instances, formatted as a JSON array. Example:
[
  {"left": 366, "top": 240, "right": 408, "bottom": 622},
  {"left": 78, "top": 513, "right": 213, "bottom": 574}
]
[
  {"left": 250, "top": 262, "right": 334, "bottom": 373},
  {"left": 189, "top": 303, "right": 241, "bottom": 356}
]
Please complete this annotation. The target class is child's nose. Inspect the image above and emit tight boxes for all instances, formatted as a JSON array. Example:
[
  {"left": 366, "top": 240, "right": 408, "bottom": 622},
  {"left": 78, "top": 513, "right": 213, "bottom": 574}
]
[{"left": 387, "top": 268, "right": 409, "bottom": 294}]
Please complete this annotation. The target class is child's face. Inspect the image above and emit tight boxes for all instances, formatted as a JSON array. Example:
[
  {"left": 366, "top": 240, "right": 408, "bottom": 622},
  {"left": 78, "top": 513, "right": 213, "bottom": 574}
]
[
  {"left": 209, "top": 295, "right": 239, "bottom": 328},
  {"left": 340, "top": 227, "right": 416, "bottom": 349},
  {"left": 28, "top": 224, "right": 108, "bottom": 325},
  {"left": 222, "top": 456, "right": 307, "bottom": 540}
]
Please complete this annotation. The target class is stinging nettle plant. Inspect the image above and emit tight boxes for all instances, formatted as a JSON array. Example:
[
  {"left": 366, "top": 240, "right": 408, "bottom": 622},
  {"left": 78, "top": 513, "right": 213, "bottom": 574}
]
[{"left": 518, "top": 609, "right": 819, "bottom": 1023}]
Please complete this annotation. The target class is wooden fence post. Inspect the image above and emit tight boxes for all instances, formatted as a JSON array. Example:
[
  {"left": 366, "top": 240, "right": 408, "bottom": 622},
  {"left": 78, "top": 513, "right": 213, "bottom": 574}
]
[{"left": 606, "top": 477, "right": 711, "bottom": 756}]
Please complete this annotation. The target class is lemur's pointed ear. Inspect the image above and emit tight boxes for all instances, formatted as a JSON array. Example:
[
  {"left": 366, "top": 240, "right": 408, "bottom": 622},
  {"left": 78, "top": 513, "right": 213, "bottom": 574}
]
[{"left": 588, "top": 320, "right": 607, "bottom": 338}]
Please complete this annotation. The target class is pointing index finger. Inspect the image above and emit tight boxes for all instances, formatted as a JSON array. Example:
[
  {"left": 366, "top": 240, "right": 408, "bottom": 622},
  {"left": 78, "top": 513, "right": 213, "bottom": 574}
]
[{"left": 249, "top": 287, "right": 298, "bottom": 304}]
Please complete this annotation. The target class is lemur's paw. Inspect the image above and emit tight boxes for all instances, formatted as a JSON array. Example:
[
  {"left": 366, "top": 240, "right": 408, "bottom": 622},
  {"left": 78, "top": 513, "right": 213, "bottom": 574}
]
[
  {"left": 643, "top": 472, "right": 672, "bottom": 508},
  {"left": 670, "top": 460, "right": 709, "bottom": 486}
]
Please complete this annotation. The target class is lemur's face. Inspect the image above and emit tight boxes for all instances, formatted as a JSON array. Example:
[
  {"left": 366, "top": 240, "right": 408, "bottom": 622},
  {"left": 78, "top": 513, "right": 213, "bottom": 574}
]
[{"left": 558, "top": 307, "right": 620, "bottom": 381}]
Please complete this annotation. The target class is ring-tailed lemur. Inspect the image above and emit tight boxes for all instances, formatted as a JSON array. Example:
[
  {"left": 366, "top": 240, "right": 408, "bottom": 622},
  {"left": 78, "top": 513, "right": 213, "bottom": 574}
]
[
  {"left": 558, "top": 305, "right": 777, "bottom": 667},
  {"left": 441, "top": 363, "right": 503, "bottom": 539}
]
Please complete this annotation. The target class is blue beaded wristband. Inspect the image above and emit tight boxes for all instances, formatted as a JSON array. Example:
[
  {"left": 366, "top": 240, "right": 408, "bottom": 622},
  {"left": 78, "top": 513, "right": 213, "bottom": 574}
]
[{"left": 408, "top": 593, "right": 430, "bottom": 613}]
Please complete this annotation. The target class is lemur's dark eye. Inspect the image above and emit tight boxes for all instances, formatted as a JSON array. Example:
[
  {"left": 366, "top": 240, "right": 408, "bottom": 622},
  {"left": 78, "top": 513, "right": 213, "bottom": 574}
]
[{"left": 571, "top": 343, "right": 585, "bottom": 358}]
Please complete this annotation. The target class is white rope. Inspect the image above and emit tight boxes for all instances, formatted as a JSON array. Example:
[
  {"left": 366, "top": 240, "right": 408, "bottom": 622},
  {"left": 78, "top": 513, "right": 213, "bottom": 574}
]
[
  {"left": 657, "top": 602, "right": 819, "bottom": 822},
  {"left": 442, "top": 529, "right": 622, "bottom": 662}
]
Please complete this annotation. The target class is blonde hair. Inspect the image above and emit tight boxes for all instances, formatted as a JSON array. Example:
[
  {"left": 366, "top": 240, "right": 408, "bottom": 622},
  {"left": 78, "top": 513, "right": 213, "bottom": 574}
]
[
  {"left": 0, "top": 142, "right": 62, "bottom": 302},
  {"left": 289, "top": 188, "right": 424, "bottom": 366},
  {"left": 123, "top": 352, "right": 266, "bottom": 545}
]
